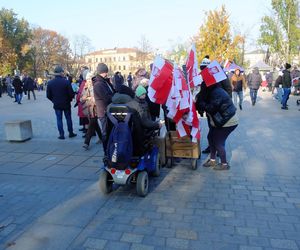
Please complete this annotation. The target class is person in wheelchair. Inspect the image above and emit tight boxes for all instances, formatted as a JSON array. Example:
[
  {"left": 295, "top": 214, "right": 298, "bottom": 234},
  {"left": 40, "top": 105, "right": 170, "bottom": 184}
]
[{"left": 106, "top": 85, "right": 162, "bottom": 157}]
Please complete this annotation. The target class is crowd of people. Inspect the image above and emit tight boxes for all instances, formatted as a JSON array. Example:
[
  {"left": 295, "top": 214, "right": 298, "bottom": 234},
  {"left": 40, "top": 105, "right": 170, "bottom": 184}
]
[
  {"left": 2, "top": 57, "right": 299, "bottom": 171},
  {"left": 0, "top": 74, "right": 46, "bottom": 102}
]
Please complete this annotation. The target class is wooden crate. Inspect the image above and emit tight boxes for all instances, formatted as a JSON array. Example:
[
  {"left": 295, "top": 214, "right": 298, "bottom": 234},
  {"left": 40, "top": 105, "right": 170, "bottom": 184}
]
[{"left": 166, "top": 131, "right": 200, "bottom": 159}]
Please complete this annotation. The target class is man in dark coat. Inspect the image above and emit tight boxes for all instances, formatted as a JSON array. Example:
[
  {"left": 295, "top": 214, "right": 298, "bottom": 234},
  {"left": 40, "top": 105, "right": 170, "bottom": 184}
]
[
  {"left": 281, "top": 63, "right": 292, "bottom": 110},
  {"left": 93, "top": 63, "right": 115, "bottom": 153},
  {"left": 24, "top": 76, "right": 36, "bottom": 100},
  {"left": 12, "top": 75, "right": 23, "bottom": 104},
  {"left": 46, "top": 66, "right": 77, "bottom": 139}
]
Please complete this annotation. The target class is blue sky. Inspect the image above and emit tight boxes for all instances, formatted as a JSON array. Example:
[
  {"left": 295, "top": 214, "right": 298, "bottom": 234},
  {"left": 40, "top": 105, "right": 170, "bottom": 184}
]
[{"left": 1, "top": 0, "right": 271, "bottom": 52}]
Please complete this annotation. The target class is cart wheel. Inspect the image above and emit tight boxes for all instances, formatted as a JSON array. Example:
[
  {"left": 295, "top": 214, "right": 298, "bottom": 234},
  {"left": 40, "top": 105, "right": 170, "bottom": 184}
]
[
  {"left": 152, "top": 152, "right": 161, "bottom": 177},
  {"left": 167, "top": 157, "right": 173, "bottom": 168},
  {"left": 99, "top": 170, "right": 113, "bottom": 194},
  {"left": 191, "top": 159, "right": 198, "bottom": 170},
  {"left": 136, "top": 171, "right": 149, "bottom": 197}
]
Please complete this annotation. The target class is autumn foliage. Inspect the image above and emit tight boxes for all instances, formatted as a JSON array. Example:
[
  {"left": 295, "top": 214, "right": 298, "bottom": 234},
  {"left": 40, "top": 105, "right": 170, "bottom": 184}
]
[{"left": 193, "top": 5, "right": 244, "bottom": 65}]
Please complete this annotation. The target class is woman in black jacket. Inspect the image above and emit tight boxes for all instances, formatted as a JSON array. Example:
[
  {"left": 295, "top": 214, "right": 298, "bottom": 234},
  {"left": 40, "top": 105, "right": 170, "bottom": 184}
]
[{"left": 196, "top": 82, "right": 238, "bottom": 170}]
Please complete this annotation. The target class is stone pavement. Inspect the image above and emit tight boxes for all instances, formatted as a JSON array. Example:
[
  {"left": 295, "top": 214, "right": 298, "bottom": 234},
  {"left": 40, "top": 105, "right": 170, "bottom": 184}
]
[{"left": 0, "top": 90, "right": 300, "bottom": 250}]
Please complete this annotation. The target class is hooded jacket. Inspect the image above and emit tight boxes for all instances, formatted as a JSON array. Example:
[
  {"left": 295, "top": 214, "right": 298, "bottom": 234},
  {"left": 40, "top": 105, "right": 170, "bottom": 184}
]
[
  {"left": 282, "top": 69, "right": 291, "bottom": 88},
  {"left": 247, "top": 69, "right": 262, "bottom": 90}
]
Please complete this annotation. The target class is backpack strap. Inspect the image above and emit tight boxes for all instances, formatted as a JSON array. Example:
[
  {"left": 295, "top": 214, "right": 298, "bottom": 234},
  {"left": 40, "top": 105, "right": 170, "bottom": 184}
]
[
  {"left": 107, "top": 111, "right": 118, "bottom": 125},
  {"left": 124, "top": 113, "right": 131, "bottom": 123}
]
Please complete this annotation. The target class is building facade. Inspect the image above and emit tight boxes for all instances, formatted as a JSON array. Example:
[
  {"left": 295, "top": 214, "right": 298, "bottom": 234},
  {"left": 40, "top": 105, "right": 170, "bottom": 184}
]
[{"left": 84, "top": 48, "right": 151, "bottom": 77}]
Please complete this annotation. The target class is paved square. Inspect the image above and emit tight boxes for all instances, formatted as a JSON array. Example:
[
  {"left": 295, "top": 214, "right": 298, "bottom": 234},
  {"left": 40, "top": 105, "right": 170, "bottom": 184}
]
[{"left": 0, "top": 90, "right": 300, "bottom": 249}]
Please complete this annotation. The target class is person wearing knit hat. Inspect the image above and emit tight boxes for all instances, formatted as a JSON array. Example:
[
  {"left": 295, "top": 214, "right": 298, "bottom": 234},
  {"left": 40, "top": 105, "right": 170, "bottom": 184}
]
[
  {"left": 93, "top": 63, "right": 115, "bottom": 160},
  {"left": 200, "top": 57, "right": 211, "bottom": 70},
  {"left": 97, "top": 63, "right": 109, "bottom": 75},
  {"left": 281, "top": 62, "right": 292, "bottom": 110},
  {"left": 135, "top": 85, "right": 147, "bottom": 98}
]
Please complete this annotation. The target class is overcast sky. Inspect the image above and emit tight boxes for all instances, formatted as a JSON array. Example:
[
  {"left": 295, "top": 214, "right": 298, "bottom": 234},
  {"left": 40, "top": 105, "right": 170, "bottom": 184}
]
[{"left": 1, "top": 0, "right": 271, "bottom": 52}]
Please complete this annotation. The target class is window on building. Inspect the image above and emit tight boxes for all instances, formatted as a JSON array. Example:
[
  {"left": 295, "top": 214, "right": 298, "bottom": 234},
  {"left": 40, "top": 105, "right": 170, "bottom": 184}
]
[
  {"left": 123, "top": 56, "right": 126, "bottom": 61},
  {"left": 114, "top": 57, "right": 116, "bottom": 61},
  {"left": 119, "top": 66, "right": 121, "bottom": 70},
  {"left": 88, "top": 58, "right": 92, "bottom": 63},
  {"left": 96, "top": 58, "right": 98, "bottom": 62},
  {"left": 100, "top": 58, "right": 102, "bottom": 62},
  {"left": 123, "top": 65, "right": 126, "bottom": 70},
  {"left": 104, "top": 58, "right": 107, "bottom": 62},
  {"left": 118, "top": 57, "right": 120, "bottom": 61},
  {"left": 114, "top": 65, "right": 117, "bottom": 70},
  {"left": 109, "top": 66, "right": 112, "bottom": 71}
]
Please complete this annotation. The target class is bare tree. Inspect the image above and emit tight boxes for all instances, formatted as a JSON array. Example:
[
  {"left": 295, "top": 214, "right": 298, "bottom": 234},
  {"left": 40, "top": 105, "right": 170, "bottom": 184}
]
[{"left": 136, "top": 35, "right": 153, "bottom": 68}]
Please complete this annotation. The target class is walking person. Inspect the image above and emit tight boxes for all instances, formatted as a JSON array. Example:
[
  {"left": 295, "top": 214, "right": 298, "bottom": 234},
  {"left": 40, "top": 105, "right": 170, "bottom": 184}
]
[
  {"left": 12, "top": 75, "right": 23, "bottom": 104},
  {"left": 80, "top": 72, "right": 102, "bottom": 150},
  {"left": 6, "top": 74, "right": 13, "bottom": 98},
  {"left": 46, "top": 66, "right": 77, "bottom": 139},
  {"left": 230, "top": 68, "right": 246, "bottom": 110},
  {"left": 281, "top": 63, "right": 292, "bottom": 110},
  {"left": 247, "top": 67, "right": 262, "bottom": 106},
  {"left": 93, "top": 63, "right": 116, "bottom": 156},
  {"left": 25, "top": 75, "right": 36, "bottom": 100}
]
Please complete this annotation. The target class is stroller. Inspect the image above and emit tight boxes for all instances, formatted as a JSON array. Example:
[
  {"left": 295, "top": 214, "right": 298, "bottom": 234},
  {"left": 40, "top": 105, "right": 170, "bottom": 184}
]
[{"left": 98, "top": 104, "right": 161, "bottom": 197}]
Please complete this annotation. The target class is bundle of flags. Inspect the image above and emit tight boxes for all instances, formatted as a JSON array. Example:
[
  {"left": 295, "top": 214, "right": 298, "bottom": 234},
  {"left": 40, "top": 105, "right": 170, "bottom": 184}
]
[{"left": 147, "top": 45, "right": 227, "bottom": 142}]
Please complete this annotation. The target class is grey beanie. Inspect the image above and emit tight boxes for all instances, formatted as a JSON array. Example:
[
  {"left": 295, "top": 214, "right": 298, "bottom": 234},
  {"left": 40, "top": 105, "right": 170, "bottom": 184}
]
[{"left": 97, "top": 63, "right": 109, "bottom": 74}]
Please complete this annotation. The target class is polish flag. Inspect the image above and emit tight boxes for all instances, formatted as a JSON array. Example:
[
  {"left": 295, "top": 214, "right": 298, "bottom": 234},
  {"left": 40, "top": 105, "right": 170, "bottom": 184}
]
[
  {"left": 186, "top": 44, "right": 203, "bottom": 88},
  {"left": 200, "top": 60, "right": 227, "bottom": 87},
  {"left": 148, "top": 56, "right": 173, "bottom": 104}
]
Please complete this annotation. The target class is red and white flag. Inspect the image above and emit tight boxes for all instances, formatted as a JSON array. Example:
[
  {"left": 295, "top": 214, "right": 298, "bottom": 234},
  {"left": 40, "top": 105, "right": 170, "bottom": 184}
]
[
  {"left": 223, "top": 59, "right": 231, "bottom": 70},
  {"left": 186, "top": 44, "right": 203, "bottom": 88},
  {"left": 148, "top": 56, "right": 173, "bottom": 104},
  {"left": 200, "top": 60, "right": 227, "bottom": 87}
]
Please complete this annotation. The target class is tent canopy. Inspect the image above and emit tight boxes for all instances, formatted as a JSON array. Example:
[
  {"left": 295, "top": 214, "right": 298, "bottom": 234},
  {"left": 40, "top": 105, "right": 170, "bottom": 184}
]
[
  {"left": 224, "top": 62, "right": 244, "bottom": 72},
  {"left": 251, "top": 61, "right": 272, "bottom": 71}
]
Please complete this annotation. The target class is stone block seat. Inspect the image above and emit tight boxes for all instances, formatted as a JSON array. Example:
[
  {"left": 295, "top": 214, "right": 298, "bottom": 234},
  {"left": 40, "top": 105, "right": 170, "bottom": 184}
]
[{"left": 4, "top": 120, "right": 33, "bottom": 142}]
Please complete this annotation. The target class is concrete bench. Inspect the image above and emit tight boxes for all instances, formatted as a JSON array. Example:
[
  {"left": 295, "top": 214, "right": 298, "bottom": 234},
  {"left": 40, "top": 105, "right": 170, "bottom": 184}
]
[{"left": 4, "top": 120, "right": 33, "bottom": 142}]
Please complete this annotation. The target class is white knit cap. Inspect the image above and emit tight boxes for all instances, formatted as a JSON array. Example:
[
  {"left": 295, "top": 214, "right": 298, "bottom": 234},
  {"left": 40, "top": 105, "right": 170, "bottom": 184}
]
[{"left": 200, "top": 58, "right": 211, "bottom": 66}]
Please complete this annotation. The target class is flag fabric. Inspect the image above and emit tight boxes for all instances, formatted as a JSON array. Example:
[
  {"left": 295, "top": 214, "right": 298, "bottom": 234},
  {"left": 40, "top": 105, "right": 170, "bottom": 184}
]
[
  {"left": 149, "top": 56, "right": 201, "bottom": 142},
  {"left": 223, "top": 59, "right": 231, "bottom": 70},
  {"left": 200, "top": 60, "right": 227, "bottom": 87},
  {"left": 186, "top": 44, "right": 203, "bottom": 88},
  {"left": 148, "top": 56, "right": 173, "bottom": 104}
]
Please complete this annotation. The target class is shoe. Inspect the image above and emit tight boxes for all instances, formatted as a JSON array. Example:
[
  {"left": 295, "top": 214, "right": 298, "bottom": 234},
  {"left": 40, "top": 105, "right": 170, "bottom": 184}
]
[
  {"left": 202, "top": 147, "right": 210, "bottom": 154},
  {"left": 202, "top": 159, "right": 217, "bottom": 168},
  {"left": 82, "top": 134, "right": 86, "bottom": 138},
  {"left": 239, "top": 104, "right": 242, "bottom": 110},
  {"left": 281, "top": 106, "right": 288, "bottom": 110},
  {"left": 82, "top": 144, "right": 89, "bottom": 150},
  {"left": 79, "top": 128, "right": 85, "bottom": 131},
  {"left": 213, "top": 163, "right": 230, "bottom": 171},
  {"left": 58, "top": 135, "right": 65, "bottom": 140},
  {"left": 69, "top": 133, "right": 77, "bottom": 138}
]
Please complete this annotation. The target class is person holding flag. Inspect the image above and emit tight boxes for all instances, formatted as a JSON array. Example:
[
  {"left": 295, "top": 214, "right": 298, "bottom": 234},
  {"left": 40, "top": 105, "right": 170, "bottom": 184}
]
[{"left": 196, "top": 60, "right": 238, "bottom": 170}]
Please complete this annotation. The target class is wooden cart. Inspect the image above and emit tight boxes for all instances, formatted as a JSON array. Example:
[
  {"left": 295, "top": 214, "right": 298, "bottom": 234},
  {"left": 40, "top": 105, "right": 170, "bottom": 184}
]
[{"left": 165, "top": 131, "right": 201, "bottom": 170}]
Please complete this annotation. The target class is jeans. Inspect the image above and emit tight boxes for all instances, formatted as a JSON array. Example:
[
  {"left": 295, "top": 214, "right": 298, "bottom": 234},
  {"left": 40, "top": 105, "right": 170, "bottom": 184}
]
[
  {"left": 281, "top": 88, "right": 291, "bottom": 108},
  {"left": 275, "top": 87, "right": 283, "bottom": 102},
  {"left": 232, "top": 91, "right": 243, "bottom": 107},
  {"left": 249, "top": 89, "right": 258, "bottom": 105},
  {"left": 54, "top": 109, "right": 74, "bottom": 136},
  {"left": 16, "top": 93, "right": 22, "bottom": 104},
  {"left": 208, "top": 125, "right": 238, "bottom": 164}
]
